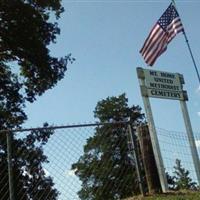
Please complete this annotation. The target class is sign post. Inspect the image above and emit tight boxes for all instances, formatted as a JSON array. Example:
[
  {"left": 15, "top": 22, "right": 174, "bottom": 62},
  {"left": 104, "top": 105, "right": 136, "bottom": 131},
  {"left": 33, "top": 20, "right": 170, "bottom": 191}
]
[
  {"left": 137, "top": 69, "right": 168, "bottom": 192},
  {"left": 137, "top": 67, "right": 200, "bottom": 191},
  {"left": 180, "top": 100, "right": 200, "bottom": 184}
]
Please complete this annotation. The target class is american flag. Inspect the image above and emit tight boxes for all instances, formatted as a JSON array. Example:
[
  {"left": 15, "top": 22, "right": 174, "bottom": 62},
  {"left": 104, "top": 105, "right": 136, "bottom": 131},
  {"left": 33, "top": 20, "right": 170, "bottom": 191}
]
[{"left": 140, "top": 3, "right": 184, "bottom": 66}]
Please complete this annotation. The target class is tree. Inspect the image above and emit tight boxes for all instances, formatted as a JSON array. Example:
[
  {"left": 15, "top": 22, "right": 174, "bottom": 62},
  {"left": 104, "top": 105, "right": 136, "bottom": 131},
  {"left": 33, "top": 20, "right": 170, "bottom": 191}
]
[
  {"left": 72, "top": 94, "right": 145, "bottom": 200},
  {"left": 0, "top": 0, "right": 72, "bottom": 199},
  {"left": 173, "top": 159, "right": 197, "bottom": 190},
  {"left": 0, "top": 124, "right": 59, "bottom": 200},
  {"left": 165, "top": 172, "right": 175, "bottom": 190}
]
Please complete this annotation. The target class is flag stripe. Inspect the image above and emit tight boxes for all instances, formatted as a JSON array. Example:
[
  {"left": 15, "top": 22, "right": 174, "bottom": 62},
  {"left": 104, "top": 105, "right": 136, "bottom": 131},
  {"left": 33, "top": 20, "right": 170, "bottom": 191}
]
[
  {"left": 140, "top": 24, "right": 160, "bottom": 54},
  {"left": 145, "top": 34, "right": 168, "bottom": 66},
  {"left": 140, "top": 3, "right": 184, "bottom": 66},
  {"left": 167, "top": 17, "right": 182, "bottom": 31},
  {"left": 143, "top": 29, "right": 166, "bottom": 59},
  {"left": 148, "top": 37, "right": 168, "bottom": 65},
  {"left": 168, "top": 21, "right": 184, "bottom": 43}
]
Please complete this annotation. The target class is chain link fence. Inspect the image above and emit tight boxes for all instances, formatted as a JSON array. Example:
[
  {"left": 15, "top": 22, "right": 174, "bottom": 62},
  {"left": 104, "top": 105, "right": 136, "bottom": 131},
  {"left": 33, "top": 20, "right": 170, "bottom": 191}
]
[
  {"left": 0, "top": 122, "right": 200, "bottom": 199},
  {"left": 157, "top": 127, "right": 200, "bottom": 185}
]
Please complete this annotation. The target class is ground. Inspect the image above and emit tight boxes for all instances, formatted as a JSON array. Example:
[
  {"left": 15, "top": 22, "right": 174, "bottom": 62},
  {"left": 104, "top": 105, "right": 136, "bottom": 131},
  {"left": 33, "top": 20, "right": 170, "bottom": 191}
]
[{"left": 124, "top": 190, "right": 200, "bottom": 200}]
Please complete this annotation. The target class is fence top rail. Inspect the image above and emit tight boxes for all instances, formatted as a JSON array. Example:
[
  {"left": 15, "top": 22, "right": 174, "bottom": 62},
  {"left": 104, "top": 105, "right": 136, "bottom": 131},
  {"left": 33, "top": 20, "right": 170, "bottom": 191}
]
[{"left": 0, "top": 121, "right": 130, "bottom": 133}]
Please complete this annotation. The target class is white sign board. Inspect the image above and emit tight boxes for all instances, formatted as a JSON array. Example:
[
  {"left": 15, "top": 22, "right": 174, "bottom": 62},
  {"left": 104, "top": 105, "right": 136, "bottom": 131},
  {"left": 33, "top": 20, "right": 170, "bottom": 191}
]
[
  {"left": 142, "top": 69, "right": 184, "bottom": 100},
  {"left": 136, "top": 67, "right": 200, "bottom": 190}
]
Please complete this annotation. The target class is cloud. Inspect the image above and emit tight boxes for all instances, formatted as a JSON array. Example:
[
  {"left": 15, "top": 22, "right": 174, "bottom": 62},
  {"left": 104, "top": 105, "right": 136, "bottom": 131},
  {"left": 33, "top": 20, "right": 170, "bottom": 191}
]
[
  {"left": 195, "top": 140, "right": 200, "bottom": 148},
  {"left": 66, "top": 169, "right": 76, "bottom": 177},
  {"left": 197, "top": 112, "right": 200, "bottom": 117}
]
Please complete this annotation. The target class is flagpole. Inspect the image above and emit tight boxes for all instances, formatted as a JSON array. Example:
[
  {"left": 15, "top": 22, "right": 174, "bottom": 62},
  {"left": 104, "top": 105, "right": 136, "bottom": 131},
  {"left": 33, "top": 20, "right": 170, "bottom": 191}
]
[
  {"left": 183, "top": 32, "right": 200, "bottom": 85},
  {"left": 172, "top": 0, "right": 200, "bottom": 85}
]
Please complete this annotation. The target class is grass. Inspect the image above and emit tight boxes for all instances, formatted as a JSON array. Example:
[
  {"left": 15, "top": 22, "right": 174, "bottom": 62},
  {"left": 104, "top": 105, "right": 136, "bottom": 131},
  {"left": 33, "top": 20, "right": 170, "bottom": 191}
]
[{"left": 124, "top": 190, "right": 200, "bottom": 200}]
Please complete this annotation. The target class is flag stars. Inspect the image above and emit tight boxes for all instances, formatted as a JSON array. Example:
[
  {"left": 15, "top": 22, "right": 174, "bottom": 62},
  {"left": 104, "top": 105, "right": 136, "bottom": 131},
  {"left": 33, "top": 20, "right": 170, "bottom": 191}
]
[{"left": 158, "top": 4, "right": 179, "bottom": 31}]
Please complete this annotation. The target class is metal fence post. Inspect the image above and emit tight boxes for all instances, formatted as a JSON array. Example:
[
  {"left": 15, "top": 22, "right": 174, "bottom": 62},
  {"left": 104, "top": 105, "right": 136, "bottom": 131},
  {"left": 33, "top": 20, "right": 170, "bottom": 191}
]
[
  {"left": 6, "top": 132, "right": 15, "bottom": 200},
  {"left": 128, "top": 124, "right": 145, "bottom": 196}
]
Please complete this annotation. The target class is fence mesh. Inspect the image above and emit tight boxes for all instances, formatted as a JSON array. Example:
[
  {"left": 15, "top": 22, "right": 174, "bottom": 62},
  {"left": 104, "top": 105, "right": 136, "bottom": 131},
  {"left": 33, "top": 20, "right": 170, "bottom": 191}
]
[
  {"left": 157, "top": 128, "right": 200, "bottom": 185},
  {"left": 0, "top": 123, "right": 200, "bottom": 200}
]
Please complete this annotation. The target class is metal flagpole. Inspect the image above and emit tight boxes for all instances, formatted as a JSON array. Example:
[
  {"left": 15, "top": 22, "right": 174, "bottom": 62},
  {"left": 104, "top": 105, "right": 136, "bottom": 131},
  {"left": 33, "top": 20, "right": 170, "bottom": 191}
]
[
  {"left": 172, "top": 0, "right": 200, "bottom": 184},
  {"left": 182, "top": 32, "right": 200, "bottom": 84},
  {"left": 180, "top": 100, "right": 200, "bottom": 185},
  {"left": 172, "top": 0, "right": 200, "bottom": 85}
]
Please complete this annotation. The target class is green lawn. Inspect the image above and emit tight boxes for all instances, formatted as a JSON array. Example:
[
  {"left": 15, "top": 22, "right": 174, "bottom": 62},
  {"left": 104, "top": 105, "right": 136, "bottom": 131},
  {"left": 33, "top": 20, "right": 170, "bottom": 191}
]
[{"left": 124, "top": 191, "right": 200, "bottom": 200}]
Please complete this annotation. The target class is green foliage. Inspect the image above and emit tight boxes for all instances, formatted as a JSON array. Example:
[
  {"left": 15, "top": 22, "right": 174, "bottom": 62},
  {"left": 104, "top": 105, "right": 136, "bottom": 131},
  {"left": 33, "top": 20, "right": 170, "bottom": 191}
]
[
  {"left": 173, "top": 159, "right": 197, "bottom": 190},
  {"left": 0, "top": 124, "right": 59, "bottom": 200},
  {"left": 72, "top": 94, "right": 145, "bottom": 200},
  {"left": 0, "top": 0, "right": 71, "bottom": 199},
  {"left": 166, "top": 172, "right": 176, "bottom": 190},
  {"left": 166, "top": 159, "right": 197, "bottom": 191},
  {"left": 0, "top": 0, "right": 73, "bottom": 104}
]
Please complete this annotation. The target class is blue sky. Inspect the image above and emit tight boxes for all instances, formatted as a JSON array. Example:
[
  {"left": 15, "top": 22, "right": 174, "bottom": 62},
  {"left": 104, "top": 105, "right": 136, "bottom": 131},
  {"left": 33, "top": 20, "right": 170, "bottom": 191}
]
[
  {"left": 24, "top": 0, "right": 200, "bottom": 132},
  {"left": 20, "top": 1, "right": 200, "bottom": 198}
]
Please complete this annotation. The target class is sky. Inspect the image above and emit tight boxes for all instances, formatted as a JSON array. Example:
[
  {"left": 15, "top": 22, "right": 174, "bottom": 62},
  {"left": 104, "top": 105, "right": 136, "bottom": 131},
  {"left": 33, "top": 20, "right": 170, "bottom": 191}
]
[
  {"left": 24, "top": 0, "right": 200, "bottom": 133},
  {"left": 21, "top": 1, "right": 200, "bottom": 199}
]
